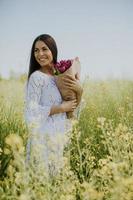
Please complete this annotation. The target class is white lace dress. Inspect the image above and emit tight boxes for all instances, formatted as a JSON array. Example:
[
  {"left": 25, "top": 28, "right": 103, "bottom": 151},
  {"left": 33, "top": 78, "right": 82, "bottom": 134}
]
[{"left": 24, "top": 70, "right": 71, "bottom": 174}]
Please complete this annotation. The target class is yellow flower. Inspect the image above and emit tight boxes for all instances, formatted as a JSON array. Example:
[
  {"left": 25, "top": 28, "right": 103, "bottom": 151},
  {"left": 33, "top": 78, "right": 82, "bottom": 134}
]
[
  {"left": 97, "top": 117, "right": 106, "bottom": 126},
  {"left": 7, "top": 164, "right": 15, "bottom": 177},
  {"left": 5, "top": 134, "right": 23, "bottom": 153},
  {"left": 4, "top": 148, "right": 11, "bottom": 155},
  {"left": 0, "top": 147, "right": 3, "bottom": 155},
  {"left": 19, "top": 194, "right": 30, "bottom": 200},
  {"left": 71, "top": 119, "right": 78, "bottom": 126},
  {"left": 15, "top": 172, "right": 23, "bottom": 185}
]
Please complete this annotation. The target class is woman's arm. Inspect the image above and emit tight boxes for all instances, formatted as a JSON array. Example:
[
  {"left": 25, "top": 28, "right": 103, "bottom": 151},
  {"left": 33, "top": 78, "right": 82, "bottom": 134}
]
[
  {"left": 25, "top": 74, "right": 51, "bottom": 125},
  {"left": 49, "top": 99, "right": 77, "bottom": 115}
]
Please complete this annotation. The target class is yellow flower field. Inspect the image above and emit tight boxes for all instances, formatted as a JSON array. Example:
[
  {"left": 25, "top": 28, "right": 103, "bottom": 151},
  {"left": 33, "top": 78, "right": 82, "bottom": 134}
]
[{"left": 0, "top": 77, "right": 133, "bottom": 200}]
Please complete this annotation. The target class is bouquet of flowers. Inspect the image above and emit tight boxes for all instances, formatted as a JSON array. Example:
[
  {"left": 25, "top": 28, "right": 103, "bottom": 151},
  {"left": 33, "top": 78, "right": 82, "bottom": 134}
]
[{"left": 54, "top": 57, "right": 81, "bottom": 119}]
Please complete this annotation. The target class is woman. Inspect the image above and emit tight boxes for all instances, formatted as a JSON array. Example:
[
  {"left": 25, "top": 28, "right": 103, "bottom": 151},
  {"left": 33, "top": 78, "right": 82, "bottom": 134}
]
[{"left": 24, "top": 34, "right": 82, "bottom": 175}]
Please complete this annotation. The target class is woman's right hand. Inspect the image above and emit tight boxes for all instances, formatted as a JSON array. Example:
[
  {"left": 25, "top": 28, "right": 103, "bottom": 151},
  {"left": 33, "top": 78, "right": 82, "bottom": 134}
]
[{"left": 61, "top": 100, "right": 77, "bottom": 112}]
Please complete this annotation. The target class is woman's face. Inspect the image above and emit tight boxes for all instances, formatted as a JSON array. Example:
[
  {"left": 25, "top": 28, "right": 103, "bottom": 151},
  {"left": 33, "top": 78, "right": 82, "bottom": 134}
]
[{"left": 34, "top": 40, "right": 53, "bottom": 68}]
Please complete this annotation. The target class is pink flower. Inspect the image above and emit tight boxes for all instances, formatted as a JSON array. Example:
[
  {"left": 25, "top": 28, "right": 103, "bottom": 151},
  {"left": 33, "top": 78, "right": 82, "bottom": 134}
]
[{"left": 54, "top": 59, "right": 72, "bottom": 75}]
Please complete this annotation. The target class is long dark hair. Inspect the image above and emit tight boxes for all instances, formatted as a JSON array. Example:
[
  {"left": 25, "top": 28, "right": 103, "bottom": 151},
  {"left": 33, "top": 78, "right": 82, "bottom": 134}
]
[{"left": 28, "top": 34, "right": 58, "bottom": 80}]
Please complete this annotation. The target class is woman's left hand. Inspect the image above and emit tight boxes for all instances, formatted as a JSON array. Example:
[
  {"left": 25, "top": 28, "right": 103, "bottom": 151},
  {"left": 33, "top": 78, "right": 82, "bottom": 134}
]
[{"left": 62, "top": 75, "right": 83, "bottom": 94}]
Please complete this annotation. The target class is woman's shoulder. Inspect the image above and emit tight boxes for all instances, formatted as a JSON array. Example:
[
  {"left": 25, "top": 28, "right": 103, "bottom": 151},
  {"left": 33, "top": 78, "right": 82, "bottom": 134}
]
[
  {"left": 28, "top": 70, "right": 46, "bottom": 86},
  {"left": 29, "top": 70, "right": 55, "bottom": 86},
  {"left": 31, "top": 70, "right": 53, "bottom": 79},
  {"left": 30, "top": 70, "right": 44, "bottom": 79}
]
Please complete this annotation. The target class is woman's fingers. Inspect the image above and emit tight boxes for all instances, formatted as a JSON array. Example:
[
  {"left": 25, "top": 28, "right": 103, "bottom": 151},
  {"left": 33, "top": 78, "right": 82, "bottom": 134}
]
[
  {"left": 65, "top": 74, "right": 74, "bottom": 79},
  {"left": 64, "top": 83, "right": 75, "bottom": 88},
  {"left": 71, "top": 100, "right": 77, "bottom": 111},
  {"left": 72, "top": 99, "right": 77, "bottom": 104},
  {"left": 63, "top": 80, "right": 77, "bottom": 86},
  {"left": 64, "top": 75, "right": 76, "bottom": 81},
  {"left": 72, "top": 99, "right": 77, "bottom": 107},
  {"left": 63, "top": 79, "right": 75, "bottom": 85},
  {"left": 63, "top": 82, "right": 77, "bottom": 92}
]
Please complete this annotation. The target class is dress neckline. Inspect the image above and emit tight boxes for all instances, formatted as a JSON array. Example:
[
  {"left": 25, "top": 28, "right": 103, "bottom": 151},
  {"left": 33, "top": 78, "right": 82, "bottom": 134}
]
[{"left": 37, "top": 70, "right": 55, "bottom": 79}]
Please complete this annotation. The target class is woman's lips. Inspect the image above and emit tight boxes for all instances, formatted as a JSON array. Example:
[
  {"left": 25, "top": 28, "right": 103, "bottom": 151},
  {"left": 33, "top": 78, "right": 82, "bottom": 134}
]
[{"left": 39, "top": 58, "right": 47, "bottom": 62}]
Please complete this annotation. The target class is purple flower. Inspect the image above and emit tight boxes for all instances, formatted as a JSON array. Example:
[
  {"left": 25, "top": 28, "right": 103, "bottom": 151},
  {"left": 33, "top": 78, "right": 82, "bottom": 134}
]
[{"left": 54, "top": 59, "right": 72, "bottom": 74}]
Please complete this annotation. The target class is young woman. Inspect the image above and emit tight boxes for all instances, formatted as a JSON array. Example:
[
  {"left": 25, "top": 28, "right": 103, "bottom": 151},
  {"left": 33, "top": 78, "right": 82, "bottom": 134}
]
[{"left": 24, "top": 34, "right": 82, "bottom": 175}]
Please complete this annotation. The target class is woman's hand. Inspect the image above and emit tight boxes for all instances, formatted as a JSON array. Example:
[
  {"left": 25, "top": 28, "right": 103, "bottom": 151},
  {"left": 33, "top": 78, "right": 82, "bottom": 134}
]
[
  {"left": 50, "top": 99, "right": 77, "bottom": 115},
  {"left": 62, "top": 75, "right": 83, "bottom": 106},
  {"left": 62, "top": 75, "right": 83, "bottom": 94},
  {"left": 61, "top": 99, "right": 77, "bottom": 112}
]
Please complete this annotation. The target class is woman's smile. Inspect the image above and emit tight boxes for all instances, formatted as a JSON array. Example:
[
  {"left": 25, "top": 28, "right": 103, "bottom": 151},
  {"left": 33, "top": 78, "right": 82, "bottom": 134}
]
[{"left": 39, "top": 57, "right": 48, "bottom": 62}]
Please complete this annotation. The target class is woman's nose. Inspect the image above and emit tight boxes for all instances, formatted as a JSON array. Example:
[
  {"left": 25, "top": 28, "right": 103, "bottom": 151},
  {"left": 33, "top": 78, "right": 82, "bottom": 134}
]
[{"left": 39, "top": 50, "right": 44, "bottom": 56}]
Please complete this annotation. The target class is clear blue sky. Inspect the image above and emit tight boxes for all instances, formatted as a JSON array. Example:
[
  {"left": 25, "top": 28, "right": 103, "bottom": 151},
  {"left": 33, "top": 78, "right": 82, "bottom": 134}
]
[{"left": 0, "top": 0, "right": 133, "bottom": 80}]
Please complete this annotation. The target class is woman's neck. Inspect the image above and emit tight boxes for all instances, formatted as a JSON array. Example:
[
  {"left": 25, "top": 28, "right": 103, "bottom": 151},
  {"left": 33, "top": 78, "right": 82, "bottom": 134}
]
[{"left": 40, "top": 65, "right": 54, "bottom": 76}]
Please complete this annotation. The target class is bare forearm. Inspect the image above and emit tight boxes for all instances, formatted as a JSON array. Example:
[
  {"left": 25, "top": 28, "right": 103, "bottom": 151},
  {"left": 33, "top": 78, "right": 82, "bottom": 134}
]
[
  {"left": 49, "top": 105, "right": 64, "bottom": 115},
  {"left": 49, "top": 99, "right": 77, "bottom": 116}
]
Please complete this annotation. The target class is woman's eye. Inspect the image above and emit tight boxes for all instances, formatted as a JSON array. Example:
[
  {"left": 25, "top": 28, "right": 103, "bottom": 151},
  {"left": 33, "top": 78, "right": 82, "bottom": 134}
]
[
  {"left": 42, "top": 47, "right": 47, "bottom": 51},
  {"left": 34, "top": 49, "right": 38, "bottom": 53},
  {"left": 34, "top": 47, "right": 48, "bottom": 53}
]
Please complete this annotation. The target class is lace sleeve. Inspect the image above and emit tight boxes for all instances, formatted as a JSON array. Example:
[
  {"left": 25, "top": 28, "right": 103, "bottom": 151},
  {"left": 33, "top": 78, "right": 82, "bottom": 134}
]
[{"left": 24, "top": 73, "right": 51, "bottom": 129}]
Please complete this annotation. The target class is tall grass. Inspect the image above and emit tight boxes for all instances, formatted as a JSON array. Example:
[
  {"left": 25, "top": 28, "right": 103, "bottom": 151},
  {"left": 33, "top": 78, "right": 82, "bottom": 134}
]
[
  {"left": 0, "top": 78, "right": 133, "bottom": 200},
  {"left": 0, "top": 80, "right": 28, "bottom": 147}
]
